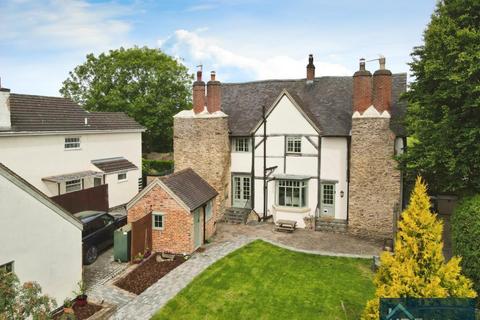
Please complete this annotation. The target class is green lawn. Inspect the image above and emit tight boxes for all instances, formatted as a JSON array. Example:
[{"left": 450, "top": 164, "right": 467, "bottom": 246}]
[{"left": 152, "top": 240, "right": 374, "bottom": 320}]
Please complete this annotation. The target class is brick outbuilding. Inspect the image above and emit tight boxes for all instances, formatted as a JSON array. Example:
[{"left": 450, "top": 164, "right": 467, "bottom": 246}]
[{"left": 126, "top": 168, "right": 218, "bottom": 254}]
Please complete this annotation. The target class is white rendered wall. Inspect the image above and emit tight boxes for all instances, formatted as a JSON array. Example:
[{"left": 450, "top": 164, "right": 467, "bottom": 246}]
[
  {"left": 0, "top": 173, "right": 82, "bottom": 304},
  {"left": 0, "top": 132, "right": 142, "bottom": 208},
  {"left": 0, "top": 91, "right": 11, "bottom": 128}
]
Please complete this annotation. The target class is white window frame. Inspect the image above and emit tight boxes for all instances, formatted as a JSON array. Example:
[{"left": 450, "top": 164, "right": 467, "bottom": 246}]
[
  {"left": 205, "top": 200, "right": 213, "bottom": 221},
  {"left": 233, "top": 137, "right": 251, "bottom": 152},
  {"left": 65, "top": 179, "right": 82, "bottom": 193},
  {"left": 64, "top": 137, "right": 81, "bottom": 150},
  {"left": 0, "top": 261, "right": 14, "bottom": 274},
  {"left": 276, "top": 179, "right": 308, "bottom": 208},
  {"left": 152, "top": 212, "right": 164, "bottom": 230},
  {"left": 286, "top": 136, "right": 302, "bottom": 154},
  {"left": 118, "top": 172, "right": 127, "bottom": 182}
]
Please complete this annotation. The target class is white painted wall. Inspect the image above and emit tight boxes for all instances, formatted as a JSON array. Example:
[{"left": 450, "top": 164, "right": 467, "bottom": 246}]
[
  {"left": 0, "top": 131, "right": 142, "bottom": 208},
  {"left": 0, "top": 90, "right": 11, "bottom": 129},
  {"left": 0, "top": 173, "right": 82, "bottom": 304}
]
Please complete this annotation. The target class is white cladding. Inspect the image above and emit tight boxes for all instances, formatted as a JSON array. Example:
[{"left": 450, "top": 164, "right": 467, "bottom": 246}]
[
  {"left": 0, "top": 172, "right": 82, "bottom": 304},
  {"left": 0, "top": 90, "right": 11, "bottom": 128},
  {"left": 230, "top": 93, "right": 349, "bottom": 227},
  {"left": 0, "top": 132, "right": 142, "bottom": 208}
]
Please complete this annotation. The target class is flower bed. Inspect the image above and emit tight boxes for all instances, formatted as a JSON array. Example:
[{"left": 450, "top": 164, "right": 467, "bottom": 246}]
[
  {"left": 53, "top": 302, "right": 102, "bottom": 320},
  {"left": 115, "top": 253, "right": 186, "bottom": 295}
]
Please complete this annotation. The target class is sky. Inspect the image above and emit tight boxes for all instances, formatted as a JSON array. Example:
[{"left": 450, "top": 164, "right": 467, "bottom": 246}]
[{"left": 0, "top": 0, "right": 437, "bottom": 97}]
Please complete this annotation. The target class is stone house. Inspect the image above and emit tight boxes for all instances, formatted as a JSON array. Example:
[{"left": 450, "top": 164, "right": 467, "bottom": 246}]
[
  {"left": 174, "top": 55, "right": 407, "bottom": 241},
  {"left": 127, "top": 168, "right": 218, "bottom": 254}
]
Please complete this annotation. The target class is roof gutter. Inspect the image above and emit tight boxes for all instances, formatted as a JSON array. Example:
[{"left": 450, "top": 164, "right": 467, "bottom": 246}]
[{"left": 0, "top": 128, "right": 145, "bottom": 137}]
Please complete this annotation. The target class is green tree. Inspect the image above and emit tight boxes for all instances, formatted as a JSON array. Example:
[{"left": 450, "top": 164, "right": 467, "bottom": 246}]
[
  {"left": 61, "top": 47, "right": 192, "bottom": 152},
  {"left": 0, "top": 269, "right": 56, "bottom": 320},
  {"left": 398, "top": 0, "right": 480, "bottom": 195},
  {"left": 362, "top": 177, "right": 476, "bottom": 319}
]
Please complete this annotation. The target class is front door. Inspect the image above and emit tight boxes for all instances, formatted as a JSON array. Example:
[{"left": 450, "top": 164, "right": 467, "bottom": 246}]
[
  {"left": 193, "top": 209, "right": 202, "bottom": 249},
  {"left": 232, "top": 175, "right": 251, "bottom": 208},
  {"left": 320, "top": 183, "right": 335, "bottom": 217}
]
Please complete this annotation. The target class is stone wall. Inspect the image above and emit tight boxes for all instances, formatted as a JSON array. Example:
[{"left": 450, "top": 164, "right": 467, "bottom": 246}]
[
  {"left": 173, "top": 114, "right": 231, "bottom": 237},
  {"left": 348, "top": 117, "right": 401, "bottom": 240}
]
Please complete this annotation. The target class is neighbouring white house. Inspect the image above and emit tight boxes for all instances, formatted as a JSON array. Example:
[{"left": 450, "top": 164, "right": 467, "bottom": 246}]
[
  {"left": 174, "top": 55, "right": 407, "bottom": 240},
  {"left": 0, "top": 86, "right": 145, "bottom": 209},
  {"left": 0, "top": 163, "right": 83, "bottom": 304}
]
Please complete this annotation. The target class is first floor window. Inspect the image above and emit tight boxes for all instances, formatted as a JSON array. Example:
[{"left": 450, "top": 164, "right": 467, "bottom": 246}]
[
  {"left": 0, "top": 261, "right": 14, "bottom": 273},
  {"left": 205, "top": 200, "right": 213, "bottom": 221},
  {"left": 277, "top": 180, "right": 308, "bottom": 207},
  {"left": 65, "top": 179, "right": 81, "bottom": 193},
  {"left": 286, "top": 136, "right": 302, "bottom": 153},
  {"left": 233, "top": 137, "right": 251, "bottom": 152},
  {"left": 152, "top": 212, "right": 164, "bottom": 230},
  {"left": 118, "top": 173, "right": 127, "bottom": 182},
  {"left": 64, "top": 137, "right": 80, "bottom": 149}
]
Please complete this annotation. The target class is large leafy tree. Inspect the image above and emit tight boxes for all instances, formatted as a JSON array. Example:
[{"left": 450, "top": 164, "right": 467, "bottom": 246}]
[
  {"left": 362, "top": 177, "right": 477, "bottom": 319},
  {"left": 399, "top": 0, "right": 480, "bottom": 195},
  {"left": 61, "top": 47, "right": 192, "bottom": 152}
]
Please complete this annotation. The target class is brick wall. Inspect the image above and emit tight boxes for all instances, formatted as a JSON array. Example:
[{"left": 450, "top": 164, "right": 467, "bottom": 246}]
[{"left": 127, "top": 185, "right": 194, "bottom": 254}]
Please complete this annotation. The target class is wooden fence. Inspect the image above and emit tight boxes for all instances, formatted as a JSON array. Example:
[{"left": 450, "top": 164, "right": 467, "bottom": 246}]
[
  {"left": 131, "top": 212, "right": 152, "bottom": 259},
  {"left": 51, "top": 184, "right": 109, "bottom": 214}
]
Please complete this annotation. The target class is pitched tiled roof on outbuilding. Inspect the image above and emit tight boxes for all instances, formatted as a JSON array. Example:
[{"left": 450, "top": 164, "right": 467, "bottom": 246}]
[
  {"left": 221, "top": 74, "right": 407, "bottom": 137},
  {"left": 161, "top": 169, "right": 218, "bottom": 211},
  {"left": 3, "top": 93, "right": 144, "bottom": 133},
  {"left": 92, "top": 157, "right": 138, "bottom": 173}
]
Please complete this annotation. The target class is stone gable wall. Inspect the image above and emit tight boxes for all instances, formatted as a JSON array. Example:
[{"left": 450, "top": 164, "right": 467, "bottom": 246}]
[
  {"left": 348, "top": 117, "right": 401, "bottom": 240},
  {"left": 127, "top": 185, "right": 194, "bottom": 254},
  {"left": 174, "top": 116, "right": 231, "bottom": 237}
]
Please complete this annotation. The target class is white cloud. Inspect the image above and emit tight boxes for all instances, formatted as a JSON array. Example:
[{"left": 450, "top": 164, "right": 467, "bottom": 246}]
[
  {"left": 0, "top": 0, "right": 132, "bottom": 51},
  {"left": 160, "top": 29, "right": 351, "bottom": 81}
]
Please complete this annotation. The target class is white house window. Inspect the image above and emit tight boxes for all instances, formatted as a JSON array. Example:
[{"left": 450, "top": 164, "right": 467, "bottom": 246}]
[
  {"left": 233, "top": 137, "right": 251, "bottom": 152},
  {"left": 118, "top": 173, "right": 127, "bottom": 182},
  {"left": 205, "top": 200, "right": 213, "bottom": 221},
  {"left": 277, "top": 180, "right": 308, "bottom": 207},
  {"left": 0, "top": 261, "right": 14, "bottom": 273},
  {"left": 322, "top": 184, "right": 335, "bottom": 205},
  {"left": 64, "top": 137, "right": 80, "bottom": 149},
  {"left": 65, "top": 179, "right": 82, "bottom": 193},
  {"left": 286, "top": 136, "right": 302, "bottom": 153},
  {"left": 152, "top": 212, "right": 164, "bottom": 230}
]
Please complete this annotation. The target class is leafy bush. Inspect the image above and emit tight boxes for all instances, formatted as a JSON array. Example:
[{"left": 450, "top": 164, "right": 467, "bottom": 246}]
[
  {"left": 452, "top": 195, "right": 480, "bottom": 295},
  {"left": 142, "top": 159, "right": 174, "bottom": 176}
]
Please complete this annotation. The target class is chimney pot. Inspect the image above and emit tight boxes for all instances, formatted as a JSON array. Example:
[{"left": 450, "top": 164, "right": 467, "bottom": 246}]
[
  {"left": 196, "top": 65, "right": 203, "bottom": 81},
  {"left": 306, "top": 54, "right": 315, "bottom": 82},
  {"left": 210, "top": 71, "right": 216, "bottom": 81}
]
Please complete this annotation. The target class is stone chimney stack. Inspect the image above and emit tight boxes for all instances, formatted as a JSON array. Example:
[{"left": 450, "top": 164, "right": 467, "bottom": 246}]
[
  {"left": 192, "top": 66, "right": 206, "bottom": 114},
  {"left": 372, "top": 57, "right": 392, "bottom": 114},
  {"left": 0, "top": 78, "right": 11, "bottom": 129},
  {"left": 207, "top": 71, "right": 221, "bottom": 113},
  {"left": 353, "top": 58, "right": 372, "bottom": 114},
  {"left": 306, "top": 54, "right": 315, "bottom": 82}
]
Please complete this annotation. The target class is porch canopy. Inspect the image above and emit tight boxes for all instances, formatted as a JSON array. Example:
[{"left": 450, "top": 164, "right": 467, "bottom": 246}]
[
  {"left": 42, "top": 170, "right": 103, "bottom": 183},
  {"left": 91, "top": 157, "right": 138, "bottom": 174}
]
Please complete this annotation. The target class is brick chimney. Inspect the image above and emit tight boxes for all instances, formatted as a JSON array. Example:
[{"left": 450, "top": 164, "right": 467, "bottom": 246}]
[
  {"left": 207, "top": 71, "right": 221, "bottom": 113},
  {"left": 353, "top": 58, "right": 372, "bottom": 114},
  {"left": 372, "top": 57, "right": 392, "bottom": 113},
  {"left": 193, "top": 66, "right": 206, "bottom": 114},
  {"left": 0, "top": 78, "right": 11, "bottom": 129},
  {"left": 306, "top": 54, "right": 315, "bottom": 82}
]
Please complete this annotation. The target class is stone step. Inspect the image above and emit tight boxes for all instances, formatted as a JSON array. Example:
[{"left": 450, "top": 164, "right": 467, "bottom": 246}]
[
  {"left": 315, "top": 218, "right": 347, "bottom": 233},
  {"left": 222, "top": 207, "right": 251, "bottom": 224}
]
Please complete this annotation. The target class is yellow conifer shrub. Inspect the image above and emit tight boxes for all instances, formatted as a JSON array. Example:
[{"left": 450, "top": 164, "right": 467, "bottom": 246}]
[{"left": 361, "top": 177, "right": 477, "bottom": 319}]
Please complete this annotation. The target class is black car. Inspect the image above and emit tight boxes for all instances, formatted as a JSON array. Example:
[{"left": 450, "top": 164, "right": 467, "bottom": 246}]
[{"left": 74, "top": 211, "right": 127, "bottom": 264}]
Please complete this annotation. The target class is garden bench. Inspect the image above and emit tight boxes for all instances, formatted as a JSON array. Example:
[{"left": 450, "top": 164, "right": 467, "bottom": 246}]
[{"left": 275, "top": 219, "right": 297, "bottom": 233}]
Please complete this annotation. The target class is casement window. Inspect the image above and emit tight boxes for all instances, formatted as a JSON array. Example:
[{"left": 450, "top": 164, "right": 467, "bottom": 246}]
[
  {"left": 286, "top": 136, "right": 302, "bottom": 153},
  {"left": 233, "top": 137, "right": 251, "bottom": 152},
  {"left": 65, "top": 179, "right": 82, "bottom": 193},
  {"left": 276, "top": 180, "right": 308, "bottom": 208},
  {"left": 118, "top": 172, "right": 127, "bottom": 182},
  {"left": 64, "top": 137, "right": 80, "bottom": 150},
  {"left": 205, "top": 200, "right": 213, "bottom": 221},
  {"left": 152, "top": 212, "right": 164, "bottom": 230},
  {"left": 322, "top": 184, "right": 335, "bottom": 205},
  {"left": 0, "top": 261, "right": 14, "bottom": 274}
]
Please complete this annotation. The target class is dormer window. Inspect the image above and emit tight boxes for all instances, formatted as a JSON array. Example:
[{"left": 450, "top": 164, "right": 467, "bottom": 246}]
[
  {"left": 233, "top": 137, "right": 251, "bottom": 152},
  {"left": 65, "top": 137, "right": 80, "bottom": 150},
  {"left": 286, "top": 136, "right": 302, "bottom": 153}
]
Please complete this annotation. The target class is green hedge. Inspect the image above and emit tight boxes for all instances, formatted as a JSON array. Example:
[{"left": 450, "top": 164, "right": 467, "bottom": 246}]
[
  {"left": 451, "top": 195, "right": 480, "bottom": 294},
  {"left": 142, "top": 159, "right": 174, "bottom": 176}
]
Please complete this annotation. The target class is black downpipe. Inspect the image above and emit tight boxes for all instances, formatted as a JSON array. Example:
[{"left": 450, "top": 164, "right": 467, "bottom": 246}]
[
  {"left": 317, "top": 136, "right": 321, "bottom": 220},
  {"left": 263, "top": 105, "right": 267, "bottom": 220},
  {"left": 346, "top": 136, "right": 351, "bottom": 222}
]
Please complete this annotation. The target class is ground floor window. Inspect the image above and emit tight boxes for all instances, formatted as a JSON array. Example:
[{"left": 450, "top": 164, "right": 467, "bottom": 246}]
[
  {"left": 0, "top": 261, "right": 14, "bottom": 273},
  {"left": 152, "top": 212, "right": 164, "bottom": 230},
  {"left": 276, "top": 180, "right": 308, "bottom": 207},
  {"left": 65, "top": 179, "right": 81, "bottom": 193},
  {"left": 118, "top": 172, "right": 127, "bottom": 182}
]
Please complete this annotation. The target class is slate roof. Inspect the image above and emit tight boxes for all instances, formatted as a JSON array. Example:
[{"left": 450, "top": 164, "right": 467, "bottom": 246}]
[
  {"left": 91, "top": 157, "right": 138, "bottom": 173},
  {"left": 221, "top": 74, "right": 407, "bottom": 136},
  {"left": 161, "top": 168, "right": 218, "bottom": 211},
  {"left": 2, "top": 93, "right": 144, "bottom": 133}
]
